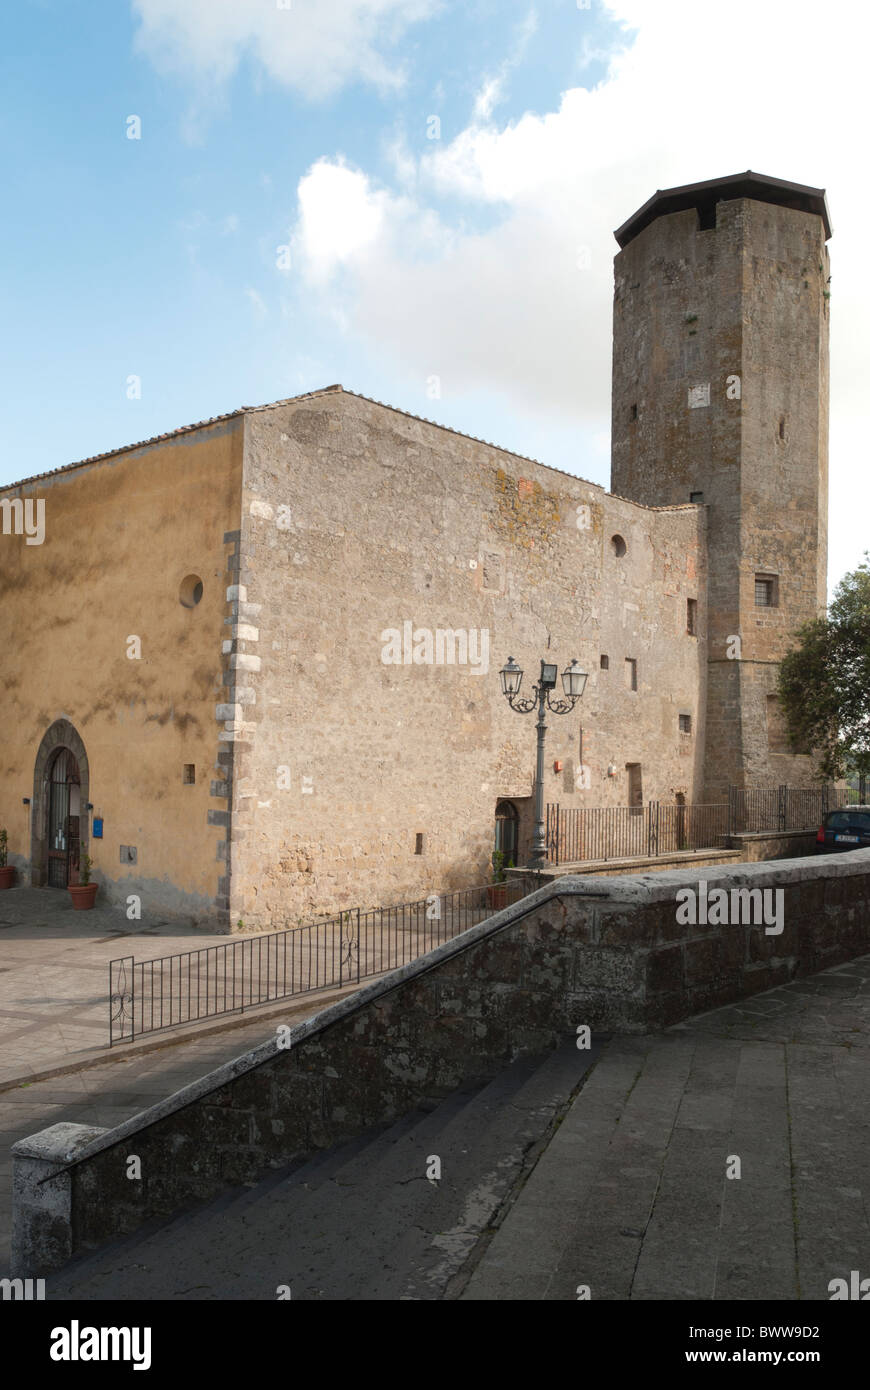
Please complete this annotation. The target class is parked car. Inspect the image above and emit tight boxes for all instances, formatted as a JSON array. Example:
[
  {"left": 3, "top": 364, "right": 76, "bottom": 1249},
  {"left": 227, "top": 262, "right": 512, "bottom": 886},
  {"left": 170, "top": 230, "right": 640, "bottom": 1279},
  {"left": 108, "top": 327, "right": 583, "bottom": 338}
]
[{"left": 815, "top": 806, "right": 870, "bottom": 852}]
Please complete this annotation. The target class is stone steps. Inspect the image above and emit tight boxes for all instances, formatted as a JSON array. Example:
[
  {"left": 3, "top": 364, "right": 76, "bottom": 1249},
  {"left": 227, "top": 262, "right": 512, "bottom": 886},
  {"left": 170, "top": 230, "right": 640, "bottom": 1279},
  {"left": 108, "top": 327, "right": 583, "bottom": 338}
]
[{"left": 46, "top": 1040, "right": 598, "bottom": 1300}]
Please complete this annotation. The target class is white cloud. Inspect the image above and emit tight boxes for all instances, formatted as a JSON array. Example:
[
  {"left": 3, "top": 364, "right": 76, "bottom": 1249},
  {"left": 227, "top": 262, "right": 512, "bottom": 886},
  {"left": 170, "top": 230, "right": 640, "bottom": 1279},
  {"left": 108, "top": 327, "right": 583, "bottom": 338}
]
[
  {"left": 293, "top": 160, "right": 392, "bottom": 283},
  {"left": 471, "top": 10, "right": 538, "bottom": 126},
  {"left": 286, "top": 0, "right": 870, "bottom": 582},
  {"left": 132, "top": 0, "right": 439, "bottom": 101}
]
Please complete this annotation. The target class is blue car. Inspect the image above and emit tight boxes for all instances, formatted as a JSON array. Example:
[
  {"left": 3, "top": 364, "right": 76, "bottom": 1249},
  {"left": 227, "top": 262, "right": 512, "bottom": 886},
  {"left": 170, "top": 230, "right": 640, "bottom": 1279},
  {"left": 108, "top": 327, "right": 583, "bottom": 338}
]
[{"left": 815, "top": 806, "right": 870, "bottom": 852}]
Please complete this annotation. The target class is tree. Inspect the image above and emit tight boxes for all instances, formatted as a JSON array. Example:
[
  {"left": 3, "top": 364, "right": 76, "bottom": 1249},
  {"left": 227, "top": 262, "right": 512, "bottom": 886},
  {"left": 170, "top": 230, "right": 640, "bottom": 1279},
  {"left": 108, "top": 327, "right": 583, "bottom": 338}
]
[{"left": 777, "top": 555, "right": 870, "bottom": 782}]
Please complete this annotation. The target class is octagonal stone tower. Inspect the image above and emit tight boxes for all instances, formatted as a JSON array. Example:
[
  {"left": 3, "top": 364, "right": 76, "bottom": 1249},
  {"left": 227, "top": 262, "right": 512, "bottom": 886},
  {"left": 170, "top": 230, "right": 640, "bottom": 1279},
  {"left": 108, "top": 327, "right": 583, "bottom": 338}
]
[{"left": 610, "top": 171, "right": 832, "bottom": 802}]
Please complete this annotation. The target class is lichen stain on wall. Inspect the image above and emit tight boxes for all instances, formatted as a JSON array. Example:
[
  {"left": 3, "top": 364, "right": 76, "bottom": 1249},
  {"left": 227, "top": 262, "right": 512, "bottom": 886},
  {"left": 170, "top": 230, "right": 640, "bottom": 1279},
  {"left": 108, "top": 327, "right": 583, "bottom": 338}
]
[{"left": 491, "top": 467, "right": 563, "bottom": 556}]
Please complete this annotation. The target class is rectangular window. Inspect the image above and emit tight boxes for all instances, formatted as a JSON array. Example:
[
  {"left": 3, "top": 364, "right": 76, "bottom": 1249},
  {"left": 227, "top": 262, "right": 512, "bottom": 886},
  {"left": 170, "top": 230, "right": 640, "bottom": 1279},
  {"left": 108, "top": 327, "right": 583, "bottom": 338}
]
[
  {"left": 690, "top": 490, "right": 704, "bottom": 503},
  {"left": 415, "top": 833, "right": 424, "bottom": 855},
  {"left": 625, "top": 658, "right": 637, "bottom": 691},
  {"left": 679, "top": 714, "right": 692, "bottom": 734},
  {"left": 183, "top": 765, "right": 195, "bottom": 785},
  {"left": 600, "top": 654, "right": 609, "bottom": 670},
  {"left": 630, "top": 403, "right": 638, "bottom": 421},
  {"left": 755, "top": 574, "right": 778, "bottom": 607},
  {"left": 687, "top": 598, "right": 698, "bottom": 636}
]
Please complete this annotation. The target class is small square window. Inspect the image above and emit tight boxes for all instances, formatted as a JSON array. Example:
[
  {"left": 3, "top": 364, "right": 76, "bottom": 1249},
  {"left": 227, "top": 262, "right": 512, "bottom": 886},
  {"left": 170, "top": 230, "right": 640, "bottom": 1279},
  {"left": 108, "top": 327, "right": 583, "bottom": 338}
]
[
  {"left": 690, "top": 491, "right": 704, "bottom": 503},
  {"left": 679, "top": 714, "right": 692, "bottom": 734},
  {"left": 687, "top": 598, "right": 698, "bottom": 636},
  {"left": 600, "top": 654, "right": 609, "bottom": 670},
  {"left": 183, "top": 765, "right": 196, "bottom": 785},
  {"left": 755, "top": 574, "right": 778, "bottom": 608}
]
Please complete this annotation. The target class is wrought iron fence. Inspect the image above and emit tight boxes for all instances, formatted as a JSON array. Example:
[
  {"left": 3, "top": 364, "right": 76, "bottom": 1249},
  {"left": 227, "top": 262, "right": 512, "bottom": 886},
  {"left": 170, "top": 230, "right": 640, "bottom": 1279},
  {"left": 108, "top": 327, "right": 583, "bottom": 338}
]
[
  {"left": 109, "top": 872, "right": 545, "bottom": 1045},
  {"left": 727, "top": 784, "right": 861, "bottom": 835},
  {"left": 545, "top": 801, "right": 728, "bottom": 865}
]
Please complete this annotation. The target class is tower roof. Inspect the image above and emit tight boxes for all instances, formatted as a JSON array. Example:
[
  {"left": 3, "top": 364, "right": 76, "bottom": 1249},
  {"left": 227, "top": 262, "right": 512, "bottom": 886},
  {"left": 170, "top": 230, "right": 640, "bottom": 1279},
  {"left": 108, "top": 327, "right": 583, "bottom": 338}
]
[{"left": 614, "top": 170, "right": 832, "bottom": 248}]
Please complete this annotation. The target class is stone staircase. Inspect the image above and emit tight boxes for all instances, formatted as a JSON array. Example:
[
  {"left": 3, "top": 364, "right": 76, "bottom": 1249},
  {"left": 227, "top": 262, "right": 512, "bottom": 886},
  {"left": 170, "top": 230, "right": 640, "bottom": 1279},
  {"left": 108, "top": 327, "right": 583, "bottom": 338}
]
[
  {"left": 46, "top": 1040, "right": 600, "bottom": 1301},
  {"left": 41, "top": 958, "right": 870, "bottom": 1300}
]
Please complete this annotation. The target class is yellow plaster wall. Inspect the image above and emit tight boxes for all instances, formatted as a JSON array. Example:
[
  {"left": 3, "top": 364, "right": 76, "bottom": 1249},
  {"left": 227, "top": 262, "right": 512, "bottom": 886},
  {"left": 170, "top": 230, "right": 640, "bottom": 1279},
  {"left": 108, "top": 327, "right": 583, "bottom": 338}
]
[{"left": 0, "top": 419, "right": 243, "bottom": 924}]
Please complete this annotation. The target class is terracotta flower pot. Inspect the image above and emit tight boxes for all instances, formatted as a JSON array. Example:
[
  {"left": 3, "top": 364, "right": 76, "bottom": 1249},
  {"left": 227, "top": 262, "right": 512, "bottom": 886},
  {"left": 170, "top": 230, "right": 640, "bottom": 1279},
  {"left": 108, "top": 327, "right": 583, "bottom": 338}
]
[
  {"left": 69, "top": 882, "right": 98, "bottom": 910},
  {"left": 0, "top": 865, "right": 14, "bottom": 890},
  {"left": 486, "top": 883, "right": 509, "bottom": 909}
]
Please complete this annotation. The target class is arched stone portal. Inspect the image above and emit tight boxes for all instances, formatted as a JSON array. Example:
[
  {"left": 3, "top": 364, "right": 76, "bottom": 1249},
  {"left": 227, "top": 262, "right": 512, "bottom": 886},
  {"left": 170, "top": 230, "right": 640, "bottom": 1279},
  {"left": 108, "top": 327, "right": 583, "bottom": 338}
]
[
  {"left": 494, "top": 799, "right": 520, "bottom": 865},
  {"left": 31, "top": 720, "right": 90, "bottom": 888}
]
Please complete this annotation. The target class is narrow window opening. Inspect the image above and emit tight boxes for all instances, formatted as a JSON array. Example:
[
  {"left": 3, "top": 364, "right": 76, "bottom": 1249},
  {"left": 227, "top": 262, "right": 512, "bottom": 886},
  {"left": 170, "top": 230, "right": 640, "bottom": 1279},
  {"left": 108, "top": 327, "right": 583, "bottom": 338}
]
[
  {"left": 687, "top": 598, "right": 698, "bottom": 636},
  {"left": 611, "top": 534, "right": 627, "bottom": 558},
  {"left": 755, "top": 574, "right": 779, "bottom": 608},
  {"left": 183, "top": 764, "right": 196, "bottom": 785},
  {"left": 630, "top": 403, "right": 638, "bottom": 421},
  {"left": 625, "top": 658, "right": 637, "bottom": 691},
  {"left": 415, "top": 833, "right": 424, "bottom": 855},
  {"left": 600, "top": 654, "right": 609, "bottom": 670}
]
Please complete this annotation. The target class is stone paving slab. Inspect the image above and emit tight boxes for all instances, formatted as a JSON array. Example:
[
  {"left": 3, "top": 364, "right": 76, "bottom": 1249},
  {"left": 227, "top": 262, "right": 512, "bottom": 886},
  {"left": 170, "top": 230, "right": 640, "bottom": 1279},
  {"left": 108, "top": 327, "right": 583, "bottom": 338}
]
[
  {"left": 463, "top": 954, "right": 870, "bottom": 1300},
  {"left": 0, "top": 980, "right": 369, "bottom": 1275},
  {"left": 0, "top": 887, "right": 248, "bottom": 1084},
  {"left": 0, "top": 887, "right": 386, "bottom": 1087}
]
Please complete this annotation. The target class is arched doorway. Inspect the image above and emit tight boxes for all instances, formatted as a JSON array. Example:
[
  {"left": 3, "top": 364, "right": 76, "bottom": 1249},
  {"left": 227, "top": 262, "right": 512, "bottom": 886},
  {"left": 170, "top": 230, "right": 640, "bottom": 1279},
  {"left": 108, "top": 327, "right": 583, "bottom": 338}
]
[
  {"left": 494, "top": 800, "right": 519, "bottom": 866},
  {"left": 31, "top": 720, "right": 90, "bottom": 888},
  {"left": 46, "top": 748, "right": 81, "bottom": 887}
]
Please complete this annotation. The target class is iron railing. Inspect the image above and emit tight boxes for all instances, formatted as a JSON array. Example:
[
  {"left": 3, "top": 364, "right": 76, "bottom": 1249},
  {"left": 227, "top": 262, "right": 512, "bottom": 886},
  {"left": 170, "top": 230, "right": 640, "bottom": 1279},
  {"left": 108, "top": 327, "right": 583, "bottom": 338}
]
[
  {"left": 545, "top": 801, "right": 728, "bottom": 865},
  {"left": 109, "top": 873, "right": 544, "bottom": 1045},
  {"left": 544, "top": 785, "right": 862, "bottom": 864},
  {"left": 727, "top": 784, "right": 862, "bottom": 835}
]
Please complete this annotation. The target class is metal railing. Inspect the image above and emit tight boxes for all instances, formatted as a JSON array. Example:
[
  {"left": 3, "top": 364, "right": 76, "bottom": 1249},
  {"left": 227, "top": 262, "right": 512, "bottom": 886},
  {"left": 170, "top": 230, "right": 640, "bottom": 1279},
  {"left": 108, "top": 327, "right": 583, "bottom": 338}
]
[
  {"left": 545, "top": 801, "right": 728, "bottom": 865},
  {"left": 109, "top": 872, "right": 545, "bottom": 1045},
  {"left": 727, "top": 784, "right": 862, "bottom": 835}
]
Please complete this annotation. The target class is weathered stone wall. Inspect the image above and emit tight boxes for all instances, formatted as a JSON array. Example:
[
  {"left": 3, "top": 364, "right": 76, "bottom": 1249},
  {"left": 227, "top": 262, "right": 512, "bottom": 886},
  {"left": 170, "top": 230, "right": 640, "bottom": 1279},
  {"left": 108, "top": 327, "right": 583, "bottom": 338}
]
[
  {"left": 14, "top": 849, "right": 870, "bottom": 1276},
  {"left": 228, "top": 390, "right": 707, "bottom": 929},
  {"left": 0, "top": 421, "right": 244, "bottom": 927},
  {"left": 610, "top": 193, "right": 830, "bottom": 801},
  {"left": 726, "top": 829, "right": 818, "bottom": 861}
]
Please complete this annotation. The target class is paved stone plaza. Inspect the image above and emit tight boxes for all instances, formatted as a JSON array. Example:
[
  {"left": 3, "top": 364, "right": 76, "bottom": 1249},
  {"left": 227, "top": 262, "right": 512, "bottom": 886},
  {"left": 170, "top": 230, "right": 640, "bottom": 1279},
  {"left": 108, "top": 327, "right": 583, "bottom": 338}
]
[
  {"left": 0, "top": 888, "right": 362, "bottom": 1272},
  {"left": 21, "top": 952, "right": 869, "bottom": 1301}
]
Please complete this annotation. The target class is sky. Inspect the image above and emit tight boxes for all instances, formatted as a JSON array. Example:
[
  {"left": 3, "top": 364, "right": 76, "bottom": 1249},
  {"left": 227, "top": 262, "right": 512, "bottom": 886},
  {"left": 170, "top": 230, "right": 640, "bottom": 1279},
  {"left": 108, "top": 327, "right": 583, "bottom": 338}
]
[{"left": 1, "top": 0, "right": 866, "bottom": 593}]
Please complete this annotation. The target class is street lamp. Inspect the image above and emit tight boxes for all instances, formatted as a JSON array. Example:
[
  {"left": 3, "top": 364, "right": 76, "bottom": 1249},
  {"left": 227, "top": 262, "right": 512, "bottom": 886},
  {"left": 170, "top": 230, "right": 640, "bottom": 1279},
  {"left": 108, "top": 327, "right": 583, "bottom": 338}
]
[{"left": 499, "top": 656, "right": 588, "bottom": 870}]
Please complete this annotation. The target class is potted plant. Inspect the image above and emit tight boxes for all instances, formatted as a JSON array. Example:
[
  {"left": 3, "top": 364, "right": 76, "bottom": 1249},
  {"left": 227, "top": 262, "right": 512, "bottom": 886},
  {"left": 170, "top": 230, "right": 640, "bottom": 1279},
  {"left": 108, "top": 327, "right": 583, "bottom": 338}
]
[
  {"left": 486, "top": 850, "right": 510, "bottom": 909},
  {"left": 0, "top": 830, "right": 14, "bottom": 889},
  {"left": 69, "top": 852, "right": 98, "bottom": 910}
]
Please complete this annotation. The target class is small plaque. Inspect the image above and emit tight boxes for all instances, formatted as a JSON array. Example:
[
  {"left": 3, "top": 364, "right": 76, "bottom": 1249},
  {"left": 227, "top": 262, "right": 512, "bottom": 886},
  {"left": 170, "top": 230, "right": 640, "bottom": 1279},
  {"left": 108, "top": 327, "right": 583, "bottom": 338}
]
[{"left": 92, "top": 818, "right": 103, "bottom": 838}]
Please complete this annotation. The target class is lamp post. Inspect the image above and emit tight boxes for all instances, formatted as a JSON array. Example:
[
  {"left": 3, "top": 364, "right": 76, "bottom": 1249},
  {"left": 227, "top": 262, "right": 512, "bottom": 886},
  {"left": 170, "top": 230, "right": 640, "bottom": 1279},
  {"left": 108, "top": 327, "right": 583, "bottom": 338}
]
[{"left": 499, "top": 656, "right": 588, "bottom": 870}]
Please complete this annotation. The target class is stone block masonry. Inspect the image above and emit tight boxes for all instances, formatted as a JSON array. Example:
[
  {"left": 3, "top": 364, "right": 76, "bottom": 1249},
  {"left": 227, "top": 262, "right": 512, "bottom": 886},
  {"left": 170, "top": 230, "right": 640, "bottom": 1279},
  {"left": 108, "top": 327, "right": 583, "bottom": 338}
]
[
  {"left": 228, "top": 391, "right": 707, "bottom": 930},
  {"left": 13, "top": 848, "right": 870, "bottom": 1277},
  {"left": 611, "top": 183, "right": 830, "bottom": 801}
]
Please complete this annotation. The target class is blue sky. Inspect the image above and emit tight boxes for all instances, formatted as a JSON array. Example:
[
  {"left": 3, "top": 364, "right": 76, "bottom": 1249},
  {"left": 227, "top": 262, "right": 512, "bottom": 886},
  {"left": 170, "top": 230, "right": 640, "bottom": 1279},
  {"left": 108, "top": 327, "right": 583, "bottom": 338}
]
[
  {"left": 1, "top": 0, "right": 865, "bottom": 591},
  {"left": 0, "top": 0, "right": 622, "bottom": 481}
]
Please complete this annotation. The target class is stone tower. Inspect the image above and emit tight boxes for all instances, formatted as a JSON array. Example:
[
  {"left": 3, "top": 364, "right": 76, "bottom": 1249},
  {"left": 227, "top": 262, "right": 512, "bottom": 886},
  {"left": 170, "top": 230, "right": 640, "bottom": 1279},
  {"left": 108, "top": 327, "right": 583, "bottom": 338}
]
[{"left": 610, "top": 172, "right": 831, "bottom": 801}]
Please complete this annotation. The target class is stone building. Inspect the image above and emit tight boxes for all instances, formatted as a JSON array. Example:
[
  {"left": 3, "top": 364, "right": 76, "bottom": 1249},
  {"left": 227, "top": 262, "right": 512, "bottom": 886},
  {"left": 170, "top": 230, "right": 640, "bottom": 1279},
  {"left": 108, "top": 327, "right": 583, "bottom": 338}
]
[{"left": 0, "top": 171, "right": 831, "bottom": 931}]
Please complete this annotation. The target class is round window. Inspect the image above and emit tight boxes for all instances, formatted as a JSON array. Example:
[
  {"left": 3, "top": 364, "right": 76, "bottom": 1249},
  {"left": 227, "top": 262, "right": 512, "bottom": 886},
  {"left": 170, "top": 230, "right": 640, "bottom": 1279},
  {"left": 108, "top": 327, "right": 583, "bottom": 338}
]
[{"left": 179, "top": 574, "right": 204, "bottom": 608}]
